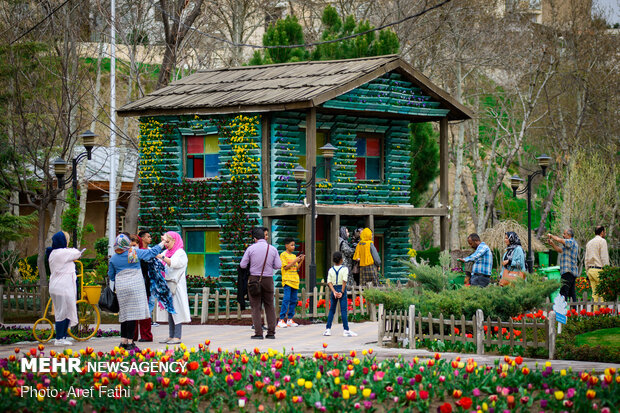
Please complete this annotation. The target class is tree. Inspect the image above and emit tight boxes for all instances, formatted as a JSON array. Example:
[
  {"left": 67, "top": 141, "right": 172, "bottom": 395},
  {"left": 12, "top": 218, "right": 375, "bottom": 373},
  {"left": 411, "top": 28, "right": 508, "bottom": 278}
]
[
  {"left": 249, "top": 15, "right": 308, "bottom": 65},
  {"left": 0, "top": 2, "right": 91, "bottom": 284},
  {"left": 156, "top": 0, "right": 205, "bottom": 88},
  {"left": 409, "top": 123, "right": 439, "bottom": 207}
]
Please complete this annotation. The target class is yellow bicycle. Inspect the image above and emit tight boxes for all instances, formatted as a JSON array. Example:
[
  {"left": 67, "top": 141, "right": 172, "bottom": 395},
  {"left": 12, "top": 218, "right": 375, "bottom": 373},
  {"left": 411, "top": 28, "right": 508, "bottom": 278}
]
[{"left": 33, "top": 261, "right": 101, "bottom": 343}]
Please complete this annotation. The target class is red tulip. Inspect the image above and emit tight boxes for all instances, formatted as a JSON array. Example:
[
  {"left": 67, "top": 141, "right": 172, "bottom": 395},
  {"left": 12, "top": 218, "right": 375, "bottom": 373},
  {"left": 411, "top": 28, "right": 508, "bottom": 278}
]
[
  {"left": 456, "top": 397, "right": 472, "bottom": 409},
  {"left": 406, "top": 390, "right": 417, "bottom": 401},
  {"left": 439, "top": 402, "right": 453, "bottom": 413}
]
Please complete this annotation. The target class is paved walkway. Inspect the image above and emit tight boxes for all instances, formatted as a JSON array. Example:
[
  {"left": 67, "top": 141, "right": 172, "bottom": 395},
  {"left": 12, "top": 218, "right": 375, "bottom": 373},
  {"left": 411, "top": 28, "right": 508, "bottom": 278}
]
[{"left": 2, "top": 322, "right": 618, "bottom": 372}]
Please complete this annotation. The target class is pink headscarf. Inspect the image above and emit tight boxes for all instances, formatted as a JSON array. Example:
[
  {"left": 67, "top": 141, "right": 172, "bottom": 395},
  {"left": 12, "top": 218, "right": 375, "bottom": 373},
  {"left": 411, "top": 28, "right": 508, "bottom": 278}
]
[{"left": 164, "top": 231, "right": 184, "bottom": 258}]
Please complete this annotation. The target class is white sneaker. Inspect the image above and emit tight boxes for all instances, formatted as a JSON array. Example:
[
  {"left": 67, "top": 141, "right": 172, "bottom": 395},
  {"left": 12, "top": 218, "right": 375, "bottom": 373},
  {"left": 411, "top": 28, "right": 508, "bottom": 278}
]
[
  {"left": 54, "top": 339, "right": 68, "bottom": 346},
  {"left": 323, "top": 329, "right": 331, "bottom": 336},
  {"left": 343, "top": 330, "right": 358, "bottom": 337},
  {"left": 277, "top": 320, "right": 288, "bottom": 328},
  {"left": 64, "top": 337, "right": 74, "bottom": 342},
  {"left": 286, "top": 319, "right": 299, "bottom": 327}
]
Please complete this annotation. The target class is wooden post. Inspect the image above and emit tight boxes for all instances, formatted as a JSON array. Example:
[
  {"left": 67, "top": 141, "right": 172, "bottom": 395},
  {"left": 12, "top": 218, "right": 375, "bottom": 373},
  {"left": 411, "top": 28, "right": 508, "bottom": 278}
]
[
  {"left": 547, "top": 311, "right": 557, "bottom": 359},
  {"left": 439, "top": 118, "right": 449, "bottom": 251},
  {"left": 214, "top": 290, "right": 220, "bottom": 320},
  {"left": 331, "top": 214, "right": 340, "bottom": 264},
  {"left": 312, "top": 287, "right": 318, "bottom": 318},
  {"left": 408, "top": 304, "right": 415, "bottom": 349},
  {"left": 304, "top": 108, "right": 317, "bottom": 279},
  {"left": 194, "top": 294, "right": 199, "bottom": 317},
  {"left": 475, "top": 309, "right": 484, "bottom": 355},
  {"left": 366, "top": 215, "right": 374, "bottom": 234},
  {"left": 206, "top": 287, "right": 211, "bottom": 324},
  {"left": 300, "top": 288, "right": 306, "bottom": 318},
  {"left": 225, "top": 290, "right": 230, "bottom": 319},
  {"left": 378, "top": 303, "right": 384, "bottom": 346},
  {"left": 261, "top": 114, "right": 271, "bottom": 208}
]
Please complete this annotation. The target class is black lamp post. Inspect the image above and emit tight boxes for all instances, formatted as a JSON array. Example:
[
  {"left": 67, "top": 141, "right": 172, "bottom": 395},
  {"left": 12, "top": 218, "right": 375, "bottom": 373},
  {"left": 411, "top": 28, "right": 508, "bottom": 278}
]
[
  {"left": 510, "top": 154, "right": 552, "bottom": 273},
  {"left": 53, "top": 130, "right": 98, "bottom": 248},
  {"left": 293, "top": 143, "right": 337, "bottom": 303}
]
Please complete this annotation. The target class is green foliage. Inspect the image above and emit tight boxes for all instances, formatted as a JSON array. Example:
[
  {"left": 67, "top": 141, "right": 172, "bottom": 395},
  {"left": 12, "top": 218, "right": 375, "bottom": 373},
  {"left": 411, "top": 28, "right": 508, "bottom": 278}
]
[
  {"left": 595, "top": 266, "right": 620, "bottom": 301},
  {"left": 61, "top": 190, "right": 95, "bottom": 248},
  {"left": 416, "top": 247, "right": 441, "bottom": 266},
  {"left": 0, "top": 210, "right": 36, "bottom": 246},
  {"left": 94, "top": 237, "right": 109, "bottom": 256},
  {"left": 365, "top": 275, "right": 560, "bottom": 320},
  {"left": 409, "top": 123, "right": 439, "bottom": 207},
  {"left": 312, "top": 6, "right": 399, "bottom": 61},
  {"left": 556, "top": 315, "right": 620, "bottom": 363},
  {"left": 249, "top": 15, "right": 308, "bottom": 65},
  {"left": 84, "top": 270, "right": 104, "bottom": 286},
  {"left": 403, "top": 251, "right": 455, "bottom": 293},
  {"left": 0, "top": 250, "right": 20, "bottom": 283}
]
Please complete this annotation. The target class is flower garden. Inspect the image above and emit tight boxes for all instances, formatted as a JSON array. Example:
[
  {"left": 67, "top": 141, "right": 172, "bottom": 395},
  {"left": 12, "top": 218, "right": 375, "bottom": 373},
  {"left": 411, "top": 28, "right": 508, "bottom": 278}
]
[{"left": 1, "top": 341, "right": 619, "bottom": 412}]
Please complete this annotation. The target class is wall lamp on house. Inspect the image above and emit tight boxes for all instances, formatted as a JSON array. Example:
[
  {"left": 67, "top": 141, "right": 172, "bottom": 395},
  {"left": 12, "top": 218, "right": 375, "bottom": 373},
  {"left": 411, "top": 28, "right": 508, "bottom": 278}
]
[
  {"left": 52, "top": 130, "right": 98, "bottom": 247},
  {"left": 510, "top": 154, "right": 552, "bottom": 273},
  {"left": 293, "top": 143, "right": 337, "bottom": 311}
]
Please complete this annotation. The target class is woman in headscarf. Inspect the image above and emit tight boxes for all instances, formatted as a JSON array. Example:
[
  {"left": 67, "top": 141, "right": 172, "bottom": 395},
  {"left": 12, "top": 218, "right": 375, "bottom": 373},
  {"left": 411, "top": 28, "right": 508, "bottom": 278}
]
[
  {"left": 352, "top": 228, "right": 382, "bottom": 286},
  {"left": 108, "top": 233, "right": 164, "bottom": 351},
  {"left": 338, "top": 226, "right": 355, "bottom": 288},
  {"left": 156, "top": 231, "right": 191, "bottom": 345},
  {"left": 46, "top": 231, "right": 83, "bottom": 346},
  {"left": 500, "top": 231, "right": 526, "bottom": 286}
]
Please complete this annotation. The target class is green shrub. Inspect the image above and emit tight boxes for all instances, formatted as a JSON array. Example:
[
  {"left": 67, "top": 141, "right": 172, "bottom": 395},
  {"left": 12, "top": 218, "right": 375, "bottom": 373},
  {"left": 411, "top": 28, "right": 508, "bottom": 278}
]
[
  {"left": 365, "top": 276, "right": 560, "bottom": 320},
  {"left": 416, "top": 247, "right": 440, "bottom": 266},
  {"left": 556, "top": 315, "right": 620, "bottom": 363},
  {"left": 402, "top": 250, "right": 460, "bottom": 293},
  {"left": 594, "top": 266, "right": 620, "bottom": 301},
  {"left": 94, "top": 237, "right": 109, "bottom": 256}
]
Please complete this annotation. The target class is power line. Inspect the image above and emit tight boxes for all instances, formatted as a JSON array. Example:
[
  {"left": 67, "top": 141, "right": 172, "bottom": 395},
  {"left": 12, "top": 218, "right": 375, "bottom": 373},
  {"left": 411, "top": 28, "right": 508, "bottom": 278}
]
[
  {"left": 156, "top": 0, "right": 452, "bottom": 50},
  {"left": 10, "top": 0, "right": 75, "bottom": 45}
]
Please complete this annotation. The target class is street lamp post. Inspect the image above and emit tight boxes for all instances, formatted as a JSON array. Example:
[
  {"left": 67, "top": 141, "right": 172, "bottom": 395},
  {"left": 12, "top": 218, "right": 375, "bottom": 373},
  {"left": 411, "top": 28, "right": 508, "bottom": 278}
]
[
  {"left": 293, "top": 143, "right": 337, "bottom": 306},
  {"left": 510, "top": 154, "right": 551, "bottom": 273},
  {"left": 53, "top": 130, "right": 98, "bottom": 248}
]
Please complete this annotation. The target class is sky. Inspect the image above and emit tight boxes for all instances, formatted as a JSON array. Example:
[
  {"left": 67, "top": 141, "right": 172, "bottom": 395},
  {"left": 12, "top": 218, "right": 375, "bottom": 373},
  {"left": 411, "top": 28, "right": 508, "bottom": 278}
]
[{"left": 593, "top": 0, "right": 620, "bottom": 24}]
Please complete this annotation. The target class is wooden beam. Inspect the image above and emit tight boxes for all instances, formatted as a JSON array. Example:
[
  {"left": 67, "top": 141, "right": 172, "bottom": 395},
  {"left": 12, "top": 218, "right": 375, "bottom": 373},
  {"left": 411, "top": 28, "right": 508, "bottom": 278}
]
[
  {"left": 331, "top": 215, "right": 340, "bottom": 265},
  {"left": 260, "top": 205, "right": 449, "bottom": 217},
  {"left": 305, "top": 108, "right": 317, "bottom": 281},
  {"left": 261, "top": 114, "right": 271, "bottom": 208},
  {"left": 439, "top": 118, "right": 449, "bottom": 251},
  {"left": 304, "top": 215, "right": 311, "bottom": 279}
]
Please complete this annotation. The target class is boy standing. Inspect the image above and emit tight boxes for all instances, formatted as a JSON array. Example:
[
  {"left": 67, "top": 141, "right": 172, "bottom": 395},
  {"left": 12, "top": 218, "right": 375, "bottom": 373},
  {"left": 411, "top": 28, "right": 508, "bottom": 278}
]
[
  {"left": 324, "top": 252, "right": 357, "bottom": 337},
  {"left": 278, "top": 238, "right": 304, "bottom": 328}
]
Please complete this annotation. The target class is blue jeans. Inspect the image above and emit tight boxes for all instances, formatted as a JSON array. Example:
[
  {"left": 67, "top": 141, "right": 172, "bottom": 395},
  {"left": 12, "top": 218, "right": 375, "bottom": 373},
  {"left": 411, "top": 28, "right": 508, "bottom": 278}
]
[
  {"left": 326, "top": 285, "right": 349, "bottom": 330},
  {"left": 471, "top": 274, "right": 490, "bottom": 287},
  {"left": 55, "top": 318, "right": 70, "bottom": 340},
  {"left": 279, "top": 285, "right": 298, "bottom": 319}
]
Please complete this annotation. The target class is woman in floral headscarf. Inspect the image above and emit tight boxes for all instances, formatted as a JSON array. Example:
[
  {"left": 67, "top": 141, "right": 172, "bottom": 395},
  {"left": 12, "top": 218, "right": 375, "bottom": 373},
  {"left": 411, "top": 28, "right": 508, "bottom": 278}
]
[
  {"left": 156, "top": 231, "right": 190, "bottom": 345},
  {"left": 108, "top": 233, "right": 164, "bottom": 351},
  {"left": 502, "top": 231, "right": 526, "bottom": 273}
]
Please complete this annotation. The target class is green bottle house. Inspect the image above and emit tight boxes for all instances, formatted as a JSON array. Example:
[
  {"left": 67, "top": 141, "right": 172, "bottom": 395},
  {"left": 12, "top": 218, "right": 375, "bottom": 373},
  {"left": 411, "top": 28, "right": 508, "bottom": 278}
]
[{"left": 117, "top": 55, "right": 472, "bottom": 289}]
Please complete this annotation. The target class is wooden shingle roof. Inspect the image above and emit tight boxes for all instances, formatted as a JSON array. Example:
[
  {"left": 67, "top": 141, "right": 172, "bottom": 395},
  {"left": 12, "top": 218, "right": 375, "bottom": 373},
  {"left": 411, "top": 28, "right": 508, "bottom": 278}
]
[{"left": 118, "top": 55, "right": 472, "bottom": 120}]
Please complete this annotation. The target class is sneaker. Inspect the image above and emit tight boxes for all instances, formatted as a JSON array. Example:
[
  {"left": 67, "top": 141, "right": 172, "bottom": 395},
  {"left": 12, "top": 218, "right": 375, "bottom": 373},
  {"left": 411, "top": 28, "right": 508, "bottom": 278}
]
[
  {"left": 53, "top": 339, "right": 68, "bottom": 346},
  {"left": 323, "top": 329, "right": 331, "bottom": 336},
  {"left": 151, "top": 322, "right": 159, "bottom": 327},
  {"left": 265, "top": 334, "right": 276, "bottom": 339},
  {"left": 63, "top": 337, "right": 74, "bottom": 343},
  {"left": 277, "top": 320, "right": 288, "bottom": 328},
  {"left": 343, "top": 330, "right": 358, "bottom": 337},
  {"left": 286, "top": 319, "right": 299, "bottom": 327}
]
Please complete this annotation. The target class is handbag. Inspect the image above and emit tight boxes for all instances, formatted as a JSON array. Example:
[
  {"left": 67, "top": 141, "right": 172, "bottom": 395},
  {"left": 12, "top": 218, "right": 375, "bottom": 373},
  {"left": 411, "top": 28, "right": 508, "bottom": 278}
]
[
  {"left": 98, "top": 284, "right": 119, "bottom": 313},
  {"left": 247, "top": 246, "right": 270, "bottom": 297},
  {"left": 499, "top": 269, "right": 526, "bottom": 286}
]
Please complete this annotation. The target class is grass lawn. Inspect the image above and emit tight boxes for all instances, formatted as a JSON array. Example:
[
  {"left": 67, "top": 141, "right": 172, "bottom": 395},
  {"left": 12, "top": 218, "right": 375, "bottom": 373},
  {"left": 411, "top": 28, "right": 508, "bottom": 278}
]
[{"left": 575, "top": 327, "right": 620, "bottom": 348}]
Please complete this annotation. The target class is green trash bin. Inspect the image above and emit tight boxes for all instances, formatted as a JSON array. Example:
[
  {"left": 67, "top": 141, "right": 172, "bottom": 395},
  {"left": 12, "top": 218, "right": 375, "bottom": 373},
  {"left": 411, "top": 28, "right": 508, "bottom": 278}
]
[
  {"left": 540, "top": 266, "right": 561, "bottom": 302},
  {"left": 538, "top": 251, "right": 550, "bottom": 268}
]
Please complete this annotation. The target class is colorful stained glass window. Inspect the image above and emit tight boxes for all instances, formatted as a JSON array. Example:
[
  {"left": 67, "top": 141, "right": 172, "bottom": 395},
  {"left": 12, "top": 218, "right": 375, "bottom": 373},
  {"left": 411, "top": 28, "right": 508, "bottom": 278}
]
[
  {"left": 186, "top": 135, "right": 219, "bottom": 178},
  {"left": 185, "top": 229, "right": 220, "bottom": 277},
  {"left": 298, "top": 131, "right": 327, "bottom": 179},
  {"left": 355, "top": 137, "right": 382, "bottom": 180}
]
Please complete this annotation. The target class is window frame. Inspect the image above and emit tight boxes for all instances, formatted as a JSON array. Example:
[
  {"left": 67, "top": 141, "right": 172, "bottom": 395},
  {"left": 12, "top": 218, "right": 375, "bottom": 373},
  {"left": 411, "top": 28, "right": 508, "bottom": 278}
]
[
  {"left": 182, "top": 132, "right": 220, "bottom": 181},
  {"left": 297, "top": 128, "right": 331, "bottom": 182},
  {"left": 183, "top": 228, "right": 221, "bottom": 278},
  {"left": 355, "top": 132, "right": 384, "bottom": 182}
]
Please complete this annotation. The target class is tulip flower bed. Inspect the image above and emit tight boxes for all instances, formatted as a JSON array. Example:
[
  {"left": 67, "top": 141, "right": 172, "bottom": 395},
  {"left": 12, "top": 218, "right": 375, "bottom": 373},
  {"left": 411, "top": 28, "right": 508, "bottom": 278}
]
[{"left": 2, "top": 343, "right": 619, "bottom": 413}]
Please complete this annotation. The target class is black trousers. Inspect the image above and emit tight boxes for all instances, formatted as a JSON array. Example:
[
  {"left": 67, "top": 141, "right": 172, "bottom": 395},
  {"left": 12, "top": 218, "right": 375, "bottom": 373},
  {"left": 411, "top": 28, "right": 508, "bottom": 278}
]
[
  {"left": 120, "top": 320, "right": 136, "bottom": 340},
  {"left": 560, "top": 272, "right": 577, "bottom": 302}
]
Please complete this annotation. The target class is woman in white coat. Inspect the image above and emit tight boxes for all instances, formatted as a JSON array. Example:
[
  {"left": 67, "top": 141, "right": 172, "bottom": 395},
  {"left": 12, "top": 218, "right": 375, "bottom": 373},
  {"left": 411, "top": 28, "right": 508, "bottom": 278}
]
[
  {"left": 46, "top": 231, "right": 83, "bottom": 346},
  {"left": 156, "top": 231, "right": 191, "bottom": 344}
]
